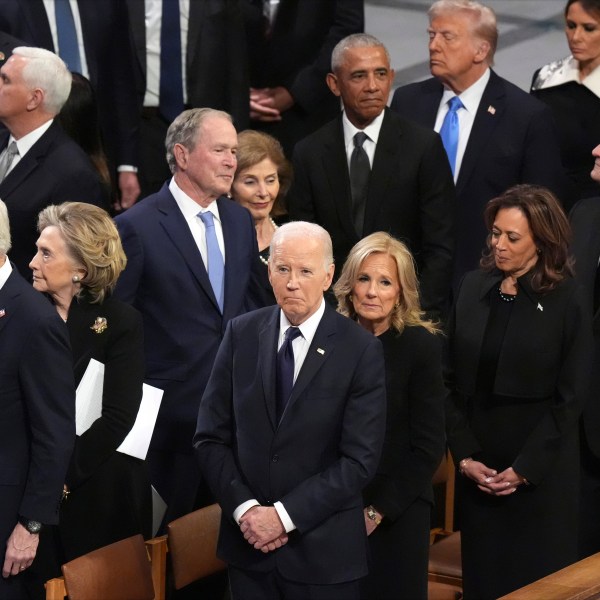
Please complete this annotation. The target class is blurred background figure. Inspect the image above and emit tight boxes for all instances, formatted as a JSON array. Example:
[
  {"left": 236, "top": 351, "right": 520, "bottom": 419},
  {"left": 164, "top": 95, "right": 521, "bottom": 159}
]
[
  {"left": 57, "top": 72, "right": 112, "bottom": 199},
  {"left": 27, "top": 202, "right": 151, "bottom": 598},
  {"left": 0, "top": 0, "right": 142, "bottom": 209},
  {"left": 569, "top": 143, "right": 600, "bottom": 559},
  {"left": 0, "top": 46, "right": 107, "bottom": 278},
  {"left": 531, "top": 0, "right": 600, "bottom": 205},
  {"left": 242, "top": 0, "right": 364, "bottom": 156},
  {"left": 126, "top": 0, "right": 250, "bottom": 199},
  {"left": 231, "top": 129, "right": 291, "bottom": 307},
  {"left": 446, "top": 184, "right": 592, "bottom": 599},
  {"left": 335, "top": 232, "right": 446, "bottom": 600}
]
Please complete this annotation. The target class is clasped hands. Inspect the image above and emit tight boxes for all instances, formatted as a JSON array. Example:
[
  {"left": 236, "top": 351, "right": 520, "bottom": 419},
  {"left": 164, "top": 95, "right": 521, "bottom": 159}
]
[
  {"left": 250, "top": 87, "right": 294, "bottom": 122},
  {"left": 461, "top": 459, "right": 528, "bottom": 496},
  {"left": 239, "top": 506, "right": 288, "bottom": 554}
]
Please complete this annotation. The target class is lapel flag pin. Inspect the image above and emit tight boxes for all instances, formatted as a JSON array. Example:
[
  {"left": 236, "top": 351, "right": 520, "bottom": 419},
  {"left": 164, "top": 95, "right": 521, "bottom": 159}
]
[
  {"left": 317, "top": 348, "right": 325, "bottom": 355},
  {"left": 537, "top": 303, "right": 543, "bottom": 312},
  {"left": 0, "top": 309, "right": 5, "bottom": 317},
  {"left": 487, "top": 105, "right": 496, "bottom": 115}
]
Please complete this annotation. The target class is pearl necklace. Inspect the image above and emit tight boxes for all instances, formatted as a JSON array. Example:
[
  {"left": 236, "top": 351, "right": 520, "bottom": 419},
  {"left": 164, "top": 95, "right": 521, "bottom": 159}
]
[
  {"left": 258, "top": 218, "right": 278, "bottom": 266},
  {"left": 497, "top": 285, "right": 516, "bottom": 302}
]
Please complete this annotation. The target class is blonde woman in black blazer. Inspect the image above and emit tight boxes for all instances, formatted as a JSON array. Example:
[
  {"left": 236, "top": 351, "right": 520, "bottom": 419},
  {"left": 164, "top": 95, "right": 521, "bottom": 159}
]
[
  {"left": 447, "top": 185, "right": 593, "bottom": 600},
  {"left": 334, "top": 232, "right": 446, "bottom": 600},
  {"left": 27, "top": 202, "right": 151, "bottom": 594}
]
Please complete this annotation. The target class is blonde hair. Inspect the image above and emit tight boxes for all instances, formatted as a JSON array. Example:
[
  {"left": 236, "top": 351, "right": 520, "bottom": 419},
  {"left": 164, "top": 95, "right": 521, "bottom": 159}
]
[
  {"left": 334, "top": 232, "right": 439, "bottom": 334},
  {"left": 37, "top": 202, "right": 126, "bottom": 303}
]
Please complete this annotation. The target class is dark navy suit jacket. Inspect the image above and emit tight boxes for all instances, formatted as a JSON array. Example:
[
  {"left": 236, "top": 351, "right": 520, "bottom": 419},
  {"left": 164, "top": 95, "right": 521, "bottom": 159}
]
[
  {"left": 194, "top": 304, "right": 386, "bottom": 584},
  {"left": 114, "top": 184, "right": 259, "bottom": 453},
  {"left": 391, "top": 70, "right": 568, "bottom": 283}
]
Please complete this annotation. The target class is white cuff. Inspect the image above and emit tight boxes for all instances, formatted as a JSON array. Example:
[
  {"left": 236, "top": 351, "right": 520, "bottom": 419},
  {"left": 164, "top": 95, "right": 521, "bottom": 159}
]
[
  {"left": 274, "top": 501, "right": 296, "bottom": 533},
  {"left": 233, "top": 499, "right": 260, "bottom": 524}
]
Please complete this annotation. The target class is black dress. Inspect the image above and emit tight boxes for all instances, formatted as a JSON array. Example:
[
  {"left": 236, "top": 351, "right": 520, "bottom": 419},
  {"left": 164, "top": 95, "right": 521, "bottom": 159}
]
[
  {"left": 27, "top": 294, "right": 152, "bottom": 599},
  {"left": 362, "top": 326, "right": 446, "bottom": 600},
  {"left": 447, "top": 270, "right": 593, "bottom": 600},
  {"left": 531, "top": 56, "right": 600, "bottom": 207}
]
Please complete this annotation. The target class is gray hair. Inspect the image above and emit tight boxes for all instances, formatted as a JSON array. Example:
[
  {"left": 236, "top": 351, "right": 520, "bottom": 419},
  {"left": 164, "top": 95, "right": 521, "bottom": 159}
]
[
  {"left": 428, "top": 0, "right": 498, "bottom": 65},
  {"left": 331, "top": 33, "right": 391, "bottom": 73},
  {"left": 270, "top": 221, "right": 334, "bottom": 270},
  {"left": 13, "top": 47, "right": 72, "bottom": 115},
  {"left": 0, "top": 200, "right": 11, "bottom": 256},
  {"left": 165, "top": 107, "right": 233, "bottom": 174}
]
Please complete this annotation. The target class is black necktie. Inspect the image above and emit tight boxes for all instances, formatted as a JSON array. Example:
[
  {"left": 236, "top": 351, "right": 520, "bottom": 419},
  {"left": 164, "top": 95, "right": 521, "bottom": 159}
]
[
  {"left": 159, "top": 0, "right": 184, "bottom": 122},
  {"left": 276, "top": 327, "right": 302, "bottom": 422},
  {"left": 350, "top": 131, "right": 370, "bottom": 237}
]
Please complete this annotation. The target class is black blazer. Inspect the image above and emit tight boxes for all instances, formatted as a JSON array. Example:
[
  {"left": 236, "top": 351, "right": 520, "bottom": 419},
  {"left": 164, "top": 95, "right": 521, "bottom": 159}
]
[
  {"left": 446, "top": 269, "right": 593, "bottom": 485},
  {"left": 0, "top": 268, "right": 74, "bottom": 537},
  {"left": 126, "top": 0, "right": 250, "bottom": 130},
  {"left": 0, "top": 0, "right": 141, "bottom": 169},
  {"left": 114, "top": 184, "right": 259, "bottom": 453},
  {"left": 194, "top": 304, "right": 386, "bottom": 585},
  {"left": 0, "top": 123, "right": 107, "bottom": 277},
  {"left": 288, "top": 108, "right": 456, "bottom": 319},
  {"left": 570, "top": 197, "right": 600, "bottom": 458},
  {"left": 391, "top": 71, "right": 568, "bottom": 282},
  {"left": 364, "top": 326, "right": 446, "bottom": 520}
]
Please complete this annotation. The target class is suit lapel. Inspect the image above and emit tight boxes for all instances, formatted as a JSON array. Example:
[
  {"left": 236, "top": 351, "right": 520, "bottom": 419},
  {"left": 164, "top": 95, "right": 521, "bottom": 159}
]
[
  {"left": 125, "top": 0, "right": 147, "bottom": 78},
  {"left": 324, "top": 118, "right": 358, "bottom": 243},
  {"left": 259, "top": 307, "right": 280, "bottom": 430},
  {"left": 456, "top": 71, "right": 505, "bottom": 195},
  {"left": 416, "top": 79, "right": 443, "bottom": 128},
  {"left": 20, "top": 0, "right": 54, "bottom": 50},
  {"left": 283, "top": 305, "right": 337, "bottom": 420},
  {"left": 365, "top": 109, "right": 399, "bottom": 233},
  {"left": 156, "top": 190, "right": 220, "bottom": 312},
  {"left": 0, "top": 270, "right": 21, "bottom": 336}
]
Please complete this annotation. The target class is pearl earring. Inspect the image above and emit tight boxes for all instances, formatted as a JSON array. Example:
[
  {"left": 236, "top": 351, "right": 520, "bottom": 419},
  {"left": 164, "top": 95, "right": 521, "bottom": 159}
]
[{"left": 72, "top": 275, "right": 80, "bottom": 283}]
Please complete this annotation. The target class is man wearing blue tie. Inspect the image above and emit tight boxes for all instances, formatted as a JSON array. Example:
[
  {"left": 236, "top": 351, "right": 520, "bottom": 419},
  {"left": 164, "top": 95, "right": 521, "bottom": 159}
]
[
  {"left": 114, "top": 108, "right": 260, "bottom": 529},
  {"left": 391, "top": 0, "right": 568, "bottom": 285}
]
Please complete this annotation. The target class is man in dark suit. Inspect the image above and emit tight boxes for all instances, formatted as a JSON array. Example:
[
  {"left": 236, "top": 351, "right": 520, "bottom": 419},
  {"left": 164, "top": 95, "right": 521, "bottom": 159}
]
[
  {"left": 126, "top": 0, "right": 250, "bottom": 199},
  {"left": 569, "top": 143, "right": 600, "bottom": 559},
  {"left": 0, "top": 0, "right": 142, "bottom": 208},
  {"left": 242, "top": 0, "right": 364, "bottom": 156},
  {"left": 194, "top": 221, "right": 386, "bottom": 599},
  {"left": 288, "top": 34, "right": 455, "bottom": 320},
  {"left": 0, "top": 46, "right": 107, "bottom": 277},
  {"left": 114, "top": 108, "right": 259, "bottom": 528},
  {"left": 391, "top": 0, "right": 567, "bottom": 285},
  {"left": 0, "top": 199, "right": 75, "bottom": 600}
]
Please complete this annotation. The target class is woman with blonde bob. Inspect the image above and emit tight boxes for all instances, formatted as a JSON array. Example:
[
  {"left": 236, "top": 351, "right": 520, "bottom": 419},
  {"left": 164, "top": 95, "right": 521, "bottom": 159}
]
[
  {"left": 28, "top": 202, "right": 151, "bottom": 588},
  {"left": 334, "top": 232, "right": 446, "bottom": 600}
]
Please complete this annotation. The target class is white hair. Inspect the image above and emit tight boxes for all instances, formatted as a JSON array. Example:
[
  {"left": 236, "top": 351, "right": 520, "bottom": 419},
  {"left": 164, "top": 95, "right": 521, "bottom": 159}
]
[
  {"left": 270, "top": 221, "right": 334, "bottom": 269},
  {"left": 13, "top": 46, "right": 72, "bottom": 115},
  {"left": 0, "top": 200, "right": 12, "bottom": 256}
]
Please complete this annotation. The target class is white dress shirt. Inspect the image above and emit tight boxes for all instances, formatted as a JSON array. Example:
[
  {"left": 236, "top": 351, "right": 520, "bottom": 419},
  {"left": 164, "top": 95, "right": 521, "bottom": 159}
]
[
  {"left": 4, "top": 119, "right": 54, "bottom": 177},
  {"left": 342, "top": 109, "right": 385, "bottom": 170}
]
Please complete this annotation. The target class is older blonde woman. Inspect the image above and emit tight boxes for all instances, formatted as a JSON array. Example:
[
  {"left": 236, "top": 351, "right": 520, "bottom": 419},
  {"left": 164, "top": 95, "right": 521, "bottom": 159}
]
[
  {"left": 28, "top": 202, "right": 151, "bottom": 585},
  {"left": 334, "top": 232, "right": 446, "bottom": 600}
]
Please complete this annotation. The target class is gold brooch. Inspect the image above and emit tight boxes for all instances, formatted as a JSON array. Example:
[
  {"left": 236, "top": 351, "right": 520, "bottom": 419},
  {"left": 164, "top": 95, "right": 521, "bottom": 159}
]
[{"left": 91, "top": 317, "right": 108, "bottom": 334}]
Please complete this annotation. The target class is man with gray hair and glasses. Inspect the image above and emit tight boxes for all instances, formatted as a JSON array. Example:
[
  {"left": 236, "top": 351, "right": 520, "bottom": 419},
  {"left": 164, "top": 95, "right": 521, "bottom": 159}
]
[{"left": 0, "top": 46, "right": 107, "bottom": 277}]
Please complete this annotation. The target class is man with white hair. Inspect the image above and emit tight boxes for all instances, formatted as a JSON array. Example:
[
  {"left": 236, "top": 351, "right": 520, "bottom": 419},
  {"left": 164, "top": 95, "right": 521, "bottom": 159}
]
[
  {"left": 0, "top": 46, "right": 106, "bottom": 276},
  {"left": 195, "top": 221, "right": 386, "bottom": 599},
  {"left": 391, "top": 0, "right": 568, "bottom": 285},
  {"left": 0, "top": 200, "right": 75, "bottom": 600}
]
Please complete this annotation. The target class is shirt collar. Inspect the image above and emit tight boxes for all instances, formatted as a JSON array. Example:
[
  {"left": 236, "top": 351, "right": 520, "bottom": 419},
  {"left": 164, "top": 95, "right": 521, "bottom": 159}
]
[
  {"left": 278, "top": 298, "right": 326, "bottom": 345},
  {"left": 342, "top": 109, "right": 385, "bottom": 147},
  {"left": 11, "top": 118, "right": 54, "bottom": 157},
  {"left": 532, "top": 55, "right": 600, "bottom": 98},
  {"left": 442, "top": 68, "right": 490, "bottom": 115},
  {"left": 0, "top": 256, "right": 12, "bottom": 291},
  {"left": 169, "top": 177, "right": 221, "bottom": 223}
]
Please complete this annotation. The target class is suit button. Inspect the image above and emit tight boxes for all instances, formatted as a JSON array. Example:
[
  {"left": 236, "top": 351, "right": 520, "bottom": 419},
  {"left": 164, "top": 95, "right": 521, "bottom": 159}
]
[{"left": 272, "top": 454, "right": 279, "bottom": 462}]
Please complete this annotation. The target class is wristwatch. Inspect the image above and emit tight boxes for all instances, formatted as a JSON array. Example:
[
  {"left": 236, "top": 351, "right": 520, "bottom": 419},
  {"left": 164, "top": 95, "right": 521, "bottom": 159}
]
[
  {"left": 18, "top": 516, "right": 43, "bottom": 534},
  {"left": 366, "top": 505, "right": 382, "bottom": 526}
]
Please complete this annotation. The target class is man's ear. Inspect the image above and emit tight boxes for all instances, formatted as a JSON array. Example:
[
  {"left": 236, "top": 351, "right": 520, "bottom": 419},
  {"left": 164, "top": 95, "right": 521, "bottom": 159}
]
[
  {"left": 173, "top": 143, "right": 188, "bottom": 170},
  {"left": 326, "top": 72, "right": 341, "bottom": 97},
  {"left": 26, "top": 88, "right": 44, "bottom": 111},
  {"left": 473, "top": 40, "right": 491, "bottom": 65}
]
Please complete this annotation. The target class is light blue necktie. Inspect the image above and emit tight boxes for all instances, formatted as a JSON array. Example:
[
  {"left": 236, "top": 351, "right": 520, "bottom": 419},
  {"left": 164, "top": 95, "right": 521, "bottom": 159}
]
[
  {"left": 439, "top": 96, "right": 464, "bottom": 177},
  {"left": 199, "top": 212, "right": 224, "bottom": 312},
  {"left": 55, "top": 0, "right": 81, "bottom": 73}
]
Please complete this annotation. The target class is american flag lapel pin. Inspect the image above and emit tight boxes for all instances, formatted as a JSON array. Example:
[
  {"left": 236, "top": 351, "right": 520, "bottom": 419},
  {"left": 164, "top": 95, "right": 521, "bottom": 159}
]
[
  {"left": 487, "top": 105, "right": 496, "bottom": 115},
  {"left": 537, "top": 303, "right": 543, "bottom": 312},
  {"left": 0, "top": 309, "right": 5, "bottom": 317},
  {"left": 317, "top": 348, "right": 325, "bottom": 355}
]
